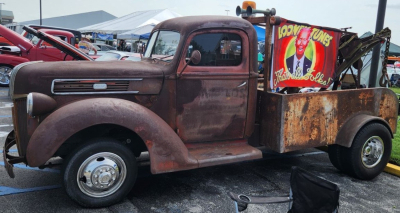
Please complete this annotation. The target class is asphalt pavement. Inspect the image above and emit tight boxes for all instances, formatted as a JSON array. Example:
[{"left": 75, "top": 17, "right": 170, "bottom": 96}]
[{"left": 0, "top": 87, "right": 399, "bottom": 213}]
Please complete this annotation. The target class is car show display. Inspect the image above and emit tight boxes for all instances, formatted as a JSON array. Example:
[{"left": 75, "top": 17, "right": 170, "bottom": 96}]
[{"left": 1, "top": 1, "right": 398, "bottom": 208}]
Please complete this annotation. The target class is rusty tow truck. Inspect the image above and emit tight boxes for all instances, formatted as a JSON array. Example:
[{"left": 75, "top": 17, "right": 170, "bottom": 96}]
[{"left": 3, "top": 4, "right": 398, "bottom": 207}]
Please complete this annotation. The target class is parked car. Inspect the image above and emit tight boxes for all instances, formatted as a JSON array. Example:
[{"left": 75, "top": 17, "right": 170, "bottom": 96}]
[
  {"left": 0, "top": 25, "right": 92, "bottom": 86},
  {"left": 89, "top": 43, "right": 116, "bottom": 55},
  {"left": 95, "top": 50, "right": 140, "bottom": 61},
  {"left": 0, "top": 24, "right": 82, "bottom": 46},
  {"left": 124, "top": 55, "right": 142, "bottom": 61}
]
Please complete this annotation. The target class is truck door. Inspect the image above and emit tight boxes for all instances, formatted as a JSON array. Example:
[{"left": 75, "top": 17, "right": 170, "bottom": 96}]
[
  {"left": 176, "top": 30, "right": 250, "bottom": 143},
  {"left": 35, "top": 35, "right": 72, "bottom": 61}
]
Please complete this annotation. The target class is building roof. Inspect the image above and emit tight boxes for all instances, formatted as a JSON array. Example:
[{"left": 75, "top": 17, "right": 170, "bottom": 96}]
[
  {"left": 78, "top": 9, "right": 181, "bottom": 33},
  {"left": 17, "top": 10, "right": 116, "bottom": 30},
  {"left": 0, "top": 10, "right": 14, "bottom": 19}
]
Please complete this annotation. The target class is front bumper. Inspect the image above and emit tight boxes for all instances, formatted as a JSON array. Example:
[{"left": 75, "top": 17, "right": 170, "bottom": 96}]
[{"left": 2, "top": 130, "right": 26, "bottom": 178}]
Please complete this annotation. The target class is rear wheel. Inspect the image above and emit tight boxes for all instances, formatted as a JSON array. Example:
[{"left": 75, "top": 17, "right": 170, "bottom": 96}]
[
  {"left": 0, "top": 65, "right": 13, "bottom": 86},
  {"left": 62, "top": 138, "right": 137, "bottom": 207},
  {"left": 344, "top": 123, "right": 391, "bottom": 180}
]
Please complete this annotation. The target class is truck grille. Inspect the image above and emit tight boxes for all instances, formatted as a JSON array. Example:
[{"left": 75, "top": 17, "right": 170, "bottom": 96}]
[
  {"left": 51, "top": 79, "right": 141, "bottom": 95},
  {"left": 12, "top": 98, "right": 29, "bottom": 156}
]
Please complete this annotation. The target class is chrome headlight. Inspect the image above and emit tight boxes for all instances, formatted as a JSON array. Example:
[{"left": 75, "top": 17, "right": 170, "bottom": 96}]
[
  {"left": 26, "top": 92, "right": 57, "bottom": 117},
  {"left": 27, "top": 93, "right": 33, "bottom": 116}
]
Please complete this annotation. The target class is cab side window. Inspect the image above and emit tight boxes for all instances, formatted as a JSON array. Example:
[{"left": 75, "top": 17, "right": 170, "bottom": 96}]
[{"left": 188, "top": 33, "right": 242, "bottom": 66}]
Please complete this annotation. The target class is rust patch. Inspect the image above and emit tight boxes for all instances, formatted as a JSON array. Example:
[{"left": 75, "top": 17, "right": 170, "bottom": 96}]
[
  {"left": 259, "top": 88, "right": 397, "bottom": 153},
  {"left": 283, "top": 93, "right": 338, "bottom": 150}
]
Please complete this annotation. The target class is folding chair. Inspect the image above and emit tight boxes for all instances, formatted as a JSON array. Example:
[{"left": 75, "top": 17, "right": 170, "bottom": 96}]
[{"left": 228, "top": 166, "right": 340, "bottom": 213}]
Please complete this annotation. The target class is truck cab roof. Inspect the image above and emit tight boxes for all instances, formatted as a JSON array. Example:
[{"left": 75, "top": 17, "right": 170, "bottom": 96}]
[{"left": 154, "top": 16, "right": 257, "bottom": 37}]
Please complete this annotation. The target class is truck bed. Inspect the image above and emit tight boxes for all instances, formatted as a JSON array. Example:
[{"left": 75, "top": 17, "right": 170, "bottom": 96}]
[{"left": 257, "top": 88, "right": 398, "bottom": 153}]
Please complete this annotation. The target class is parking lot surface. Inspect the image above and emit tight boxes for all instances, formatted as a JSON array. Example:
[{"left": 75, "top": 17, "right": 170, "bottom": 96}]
[{"left": 0, "top": 87, "right": 399, "bottom": 213}]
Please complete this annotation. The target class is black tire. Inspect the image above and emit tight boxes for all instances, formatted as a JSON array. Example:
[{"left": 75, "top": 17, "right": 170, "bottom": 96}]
[
  {"left": 0, "top": 64, "right": 13, "bottom": 87},
  {"left": 328, "top": 145, "right": 345, "bottom": 172},
  {"left": 343, "top": 123, "right": 392, "bottom": 180},
  {"left": 62, "top": 138, "right": 137, "bottom": 207}
]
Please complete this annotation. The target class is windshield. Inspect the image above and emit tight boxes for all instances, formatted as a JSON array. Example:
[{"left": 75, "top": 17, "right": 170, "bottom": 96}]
[
  {"left": 144, "top": 30, "right": 180, "bottom": 62},
  {"left": 30, "top": 35, "right": 40, "bottom": 45}
]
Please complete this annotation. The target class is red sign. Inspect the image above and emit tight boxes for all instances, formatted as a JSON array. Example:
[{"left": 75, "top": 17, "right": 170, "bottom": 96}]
[{"left": 271, "top": 18, "right": 342, "bottom": 88}]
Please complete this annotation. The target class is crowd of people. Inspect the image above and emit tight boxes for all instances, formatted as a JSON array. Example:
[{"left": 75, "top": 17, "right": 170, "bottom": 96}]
[
  {"left": 77, "top": 36, "right": 147, "bottom": 54},
  {"left": 116, "top": 39, "right": 146, "bottom": 53}
]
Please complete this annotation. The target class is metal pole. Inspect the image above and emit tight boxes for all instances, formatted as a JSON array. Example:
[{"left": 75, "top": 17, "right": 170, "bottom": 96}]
[
  {"left": 0, "top": 3, "right": 4, "bottom": 25},
  {"left": 264, "top": 15, "right": 273, "bottom": 92},
  {"left": 368, "top": 0, "right": 387, "bottom": 87},
  {"left": 225, "top": 10, "right": 229, "bottom": 16},
  {"left": 40, "top": 0, "right": 42, "bottom": 25}
]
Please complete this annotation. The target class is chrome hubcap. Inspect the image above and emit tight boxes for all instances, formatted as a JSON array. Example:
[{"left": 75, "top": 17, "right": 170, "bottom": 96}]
[
  {"left": 0, "top": 66, "right": 11, "bottom": 85},
  {"left": 361, "top": 136, "right": 384, "bottom": 168},
  {"left": 77, "top": 152, "right": 126, "bottom": 197}
]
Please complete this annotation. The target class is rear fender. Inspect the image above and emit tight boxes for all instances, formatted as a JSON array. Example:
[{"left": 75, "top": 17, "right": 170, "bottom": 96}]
[
  {"left": 335, "top": 114, "right": 393, "bottom": 148},
  {"left": 26, "top": 98, "right": 197, "bottom": 173}
]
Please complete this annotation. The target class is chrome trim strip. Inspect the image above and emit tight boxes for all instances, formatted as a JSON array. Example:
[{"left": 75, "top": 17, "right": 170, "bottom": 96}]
[
  {"left": 52, "top": 91, "right": 139, "bottom": 95},
  {"left": 237, "top": 81, "right": 247, "bottom": 88},
  {"left": 93, "top": 83, "right": 107, "bottom": 90},
  {"left": 51, "top": 78, "right": 143, "bottom": 95},
  {"left": 52, "top": 78, "right": 143, "bottom": 82}
]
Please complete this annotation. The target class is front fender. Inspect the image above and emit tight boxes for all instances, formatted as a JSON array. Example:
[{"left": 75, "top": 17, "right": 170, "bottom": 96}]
[
  {"left": 0, "top": 54, "right": 30, "bottom": 67},
  {"left": 335, "top": 114, "right": 393, "bottom": 148},
  {"left": 26, "top": 98, "right": 197, "bottom": 173}
]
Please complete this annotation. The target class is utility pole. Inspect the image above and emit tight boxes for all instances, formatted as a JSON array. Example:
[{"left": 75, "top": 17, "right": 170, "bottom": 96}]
[
  {"left": 225, "top": 10, "right": 229, "bottom": 16},
  {"left": 0, "top": 3, "right": 5, "bottom": 25},
  {"left": 40, "top": 0, "right": 42, "bottom": 25},
  {"left": 368, "top": 0, "right": 387, "bottom": 87},
  {"left": 39, "top": 0, "right": 42, "bottom": 26}
]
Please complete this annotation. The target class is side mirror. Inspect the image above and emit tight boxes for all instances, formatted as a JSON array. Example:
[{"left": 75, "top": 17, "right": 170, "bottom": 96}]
[
  {"left": 190, "top": 50, "right": 201, "bottom": 65},
  {"left": 178, "top": 50, "right": 201, "bottom": 77}
]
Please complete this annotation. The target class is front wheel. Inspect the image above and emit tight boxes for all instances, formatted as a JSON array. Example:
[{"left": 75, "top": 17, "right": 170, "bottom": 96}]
[
  {"left": 344, "top": 123, "right": 392, "bottom": 180},
  {"left": 0, "top": 65, "right": 13, "bottom": 86},
  {"left": 62, "top": 139, "right": 137, "bottom": 207}
]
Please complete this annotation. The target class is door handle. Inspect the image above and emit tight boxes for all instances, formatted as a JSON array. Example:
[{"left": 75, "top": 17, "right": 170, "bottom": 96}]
[{"left": 237, "top": 81, "right": 247, "bottom": 88}]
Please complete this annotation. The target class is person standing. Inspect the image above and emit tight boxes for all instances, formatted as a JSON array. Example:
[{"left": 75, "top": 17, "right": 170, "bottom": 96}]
[
  {"left": 78, "top": 37, "right": 97, "bottom": 55},
  {"left": 118, "top": 40, "right": 126, "bottom": 51}
]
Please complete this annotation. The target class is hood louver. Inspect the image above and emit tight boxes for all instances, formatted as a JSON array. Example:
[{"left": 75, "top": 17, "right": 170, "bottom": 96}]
[{"left": 51, "top": 79, "right": 142, "bottom": 95}]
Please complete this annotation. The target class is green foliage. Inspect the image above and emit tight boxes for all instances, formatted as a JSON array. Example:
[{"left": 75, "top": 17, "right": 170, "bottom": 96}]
[
  {"left": 392, "top": 132, "right": 400, "bottom": 165},
  {"left": 390, "top": 87, "right": 400, "bottom": 94},
  {"left": 389, "top": 87, "right": 400, "bottom": 165}
]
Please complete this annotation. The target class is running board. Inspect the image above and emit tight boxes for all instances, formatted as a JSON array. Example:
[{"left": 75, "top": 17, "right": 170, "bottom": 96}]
[{"left": 187, "top": 140, "right": 263, "bottom": 168}]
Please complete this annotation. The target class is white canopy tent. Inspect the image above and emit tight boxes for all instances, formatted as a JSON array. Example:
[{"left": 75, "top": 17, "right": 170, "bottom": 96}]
[
  {"left": 117, "top": 24, "right": 156, "bottom": 40},
  {"left": 78, "top": 9, "right": 181, "bottom": 34}
]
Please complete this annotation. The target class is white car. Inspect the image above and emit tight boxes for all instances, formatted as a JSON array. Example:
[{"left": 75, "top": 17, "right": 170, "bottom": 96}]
[
  {"left": 89, "top": 43, "right": 116, "bottom": 56},
  {"left": 95, "top": 50, "right": 140, "bottom": 61}
]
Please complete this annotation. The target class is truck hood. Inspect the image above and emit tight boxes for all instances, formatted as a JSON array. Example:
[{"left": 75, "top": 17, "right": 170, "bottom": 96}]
[
  {"left": 0, "top": 24, "right": 33, "bottom": 52},
  {"left": 11, "top": 60, "right": 165, "bottom": 98}
]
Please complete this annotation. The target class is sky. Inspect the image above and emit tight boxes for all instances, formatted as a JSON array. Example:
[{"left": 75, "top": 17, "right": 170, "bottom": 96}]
[{"left": 1, "top": 0, "right": 400, "bottom": 44}]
